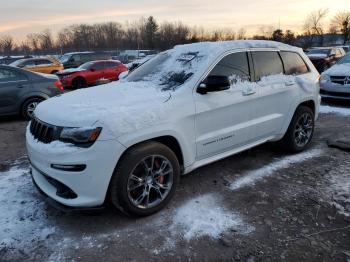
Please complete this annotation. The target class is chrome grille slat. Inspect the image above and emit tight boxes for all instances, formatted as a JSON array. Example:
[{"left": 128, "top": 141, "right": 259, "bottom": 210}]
[{"left": 330, "top": 76, "right": 350, "bottom": 86}]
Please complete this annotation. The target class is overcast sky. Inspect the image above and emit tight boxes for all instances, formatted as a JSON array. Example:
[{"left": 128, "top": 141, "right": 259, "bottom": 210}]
[{"left": 1, "top": 0, "right": 350, "bottom": 40}]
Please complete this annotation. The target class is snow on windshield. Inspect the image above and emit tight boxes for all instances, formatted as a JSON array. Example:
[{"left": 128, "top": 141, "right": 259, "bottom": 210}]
[{"left": 126, "top": 51, "right": 202, "bottom": 90}]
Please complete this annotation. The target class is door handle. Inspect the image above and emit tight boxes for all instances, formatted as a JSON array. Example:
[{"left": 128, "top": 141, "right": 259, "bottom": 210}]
[{"left": 285, "top": 81, "right": 295, "bottom": 86}]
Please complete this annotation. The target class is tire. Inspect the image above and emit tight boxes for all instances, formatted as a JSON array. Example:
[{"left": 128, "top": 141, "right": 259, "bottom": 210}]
[
  {"left": 109, "top": 141, "right": 180, "bottom": 217},
  {"left": 21, "top": 97, "right": 44, "bottom": 120},
  {"left": 72, "top": 77, "right": 87, "bottom": 89},
  {"left": 280, "top": 106, "right": 314, "bottom": 153}
]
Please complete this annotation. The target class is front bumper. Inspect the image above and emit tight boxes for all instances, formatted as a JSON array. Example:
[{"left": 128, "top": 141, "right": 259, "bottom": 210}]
[
  {"left": 27, "top": 138, "right": 126, "bottom": 207},
  {"left": 320, "top": 82, "right": 350, "bottom": 100}
]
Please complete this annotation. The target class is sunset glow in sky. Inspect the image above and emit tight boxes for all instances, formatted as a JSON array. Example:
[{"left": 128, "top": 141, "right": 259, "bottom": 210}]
[{"left": 1, "top": 0, "right": 350, "bottom": 40}]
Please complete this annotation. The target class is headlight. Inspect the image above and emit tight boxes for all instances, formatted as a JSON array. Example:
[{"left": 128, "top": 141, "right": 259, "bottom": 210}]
[
  {"left": 320, "top": 74, "right": 330, "bottom": 83},
  {"left": 59, "top": 127, "right": 102, "bottom": 146}
]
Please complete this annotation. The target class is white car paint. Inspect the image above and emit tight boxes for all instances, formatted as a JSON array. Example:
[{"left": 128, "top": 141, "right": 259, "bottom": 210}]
[{"left": 26, "top": 40, "right": 320, "bottom": 208}]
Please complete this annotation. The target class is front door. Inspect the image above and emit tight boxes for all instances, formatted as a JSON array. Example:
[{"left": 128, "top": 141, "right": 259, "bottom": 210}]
[{"left": 194, "top": 51, "right": 257, "bottom": 160}]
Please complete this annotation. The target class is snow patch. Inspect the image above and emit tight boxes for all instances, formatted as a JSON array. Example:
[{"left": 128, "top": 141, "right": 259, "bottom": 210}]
[
  {"left": 322, "top": 63, "right": 350, "bottom": 76},
  {"left": 319, "top": 105, "right": 350, "bottom": 116},
  {"left": 169, "top": 194, "right": 252, "bottom": 240},
  {"left": 230, "top": 149, "right": 323, "bottom": 191},
  {"left": 0, "top": 164, "right": 56, "bottom": 257}
]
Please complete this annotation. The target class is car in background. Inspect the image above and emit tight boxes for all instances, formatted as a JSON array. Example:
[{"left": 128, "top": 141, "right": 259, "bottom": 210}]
[
  {"left": 10, "top": 57, "right": 64, "bottom": 74},
  {"left": 56, "top": 60, "right": 128, "bottom": 89},
  {"left": 320, "top": 52, "right": 350, "bottom": 101},
  {"left": 27, "top": 40, "right": 320, "bottom": 216},
  {"left": 337, "top": 45, "right": 350, "bottom": 53},
  {"left": 126, "top": 54, "right": 156, "bottom": 72},
  {"left": 59, "top": 52, "right": 113, "bottom": 69},
  {"left": 0, "top": 65, "right": 63, "bottom": 119},
  {"left": 0, "top": 55, "right": 33, "bottom": 65},
  {"left": 306, "top": 47, "right": 345, "bottom": 72}
]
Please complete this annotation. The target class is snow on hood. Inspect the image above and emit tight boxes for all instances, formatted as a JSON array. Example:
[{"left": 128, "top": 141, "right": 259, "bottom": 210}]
[
  {"left": 307, "top": 54, "right": 328, "bottom": 59},
  {"left": 34, "top": 81, "right": 172, "bottom": 137},
  {"left": 322, "top": 63, "right": 350, "bottom": 76}
]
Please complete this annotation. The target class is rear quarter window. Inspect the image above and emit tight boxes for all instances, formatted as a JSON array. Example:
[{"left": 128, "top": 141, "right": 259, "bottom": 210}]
[
  {"left": 280, "top": 51, "right": 309, "bottom": 75},
  {"left": 251, "top": 51, "right": 284, "bottom": 80}
]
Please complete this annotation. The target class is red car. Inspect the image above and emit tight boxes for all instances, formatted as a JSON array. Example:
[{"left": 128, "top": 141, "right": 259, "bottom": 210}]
[{"left": 56, "top": 60, "right": 128, "bottom": 89}]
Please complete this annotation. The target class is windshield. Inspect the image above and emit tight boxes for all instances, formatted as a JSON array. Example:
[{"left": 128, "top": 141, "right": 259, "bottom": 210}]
[
  {"left": 79, "top": 61, "right": 94, "bottom": 70},
  {"left": 125, "top": 51, "right": 201, "bottom": 90},
  {"left": 9, "top": 59, "right": 25, "bottom": 66},
  {"left": 59, "top": 54, "right": 71, "bottom": 63},
  {"left": 308, "top": 49, "right": 331, "bottom": 55},
  {"left": 337, "top": 53, "right": 350, "bottom": 64}
]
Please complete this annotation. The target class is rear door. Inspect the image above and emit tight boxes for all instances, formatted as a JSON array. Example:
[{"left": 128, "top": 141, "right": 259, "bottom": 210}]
[
  {"left": 194, "top": 51, "right": 256, "bottom": 160},
  {"left": 249, "top": 50, "right": 302, "bottom": 139},
  {"left": 0, "top": 68, "right": 31, "bottom": 115},
  {"left": 104, "top": 61, "right": 120, "bottom": 81},
  {"left": 34, "top": 59, "right": 54, "bottom": 74}
]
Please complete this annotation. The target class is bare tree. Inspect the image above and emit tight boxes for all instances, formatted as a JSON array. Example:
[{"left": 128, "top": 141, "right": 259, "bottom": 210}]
[
  {"left": 0, "top": 35, "right": 15, "bottom": 55},
  {"left": 237, "top": 28, "right": 246, "bottom": 40},
  {"left": 303, "top": 9, "right": 329, "bottom": 46},
  {"left": 331, "top": 11, "right": 350, "bottom": 45}
]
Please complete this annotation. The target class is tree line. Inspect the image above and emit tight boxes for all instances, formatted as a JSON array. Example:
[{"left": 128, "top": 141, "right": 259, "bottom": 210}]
[{"left": 0, "top": 10, "right": 349, "bottom": 56}]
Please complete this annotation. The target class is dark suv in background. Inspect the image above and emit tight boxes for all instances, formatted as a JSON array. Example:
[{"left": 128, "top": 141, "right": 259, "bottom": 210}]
[
  {"left": 306, "top": 47, "right": 345, "bottom": 72},
  {"left": 59, "top": 52, "right": 113, "bottom": 69}
]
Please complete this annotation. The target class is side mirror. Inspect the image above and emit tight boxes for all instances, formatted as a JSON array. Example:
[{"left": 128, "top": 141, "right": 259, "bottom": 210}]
[
  {"left": 119, "top": 71, "right": 129, "bottom": 80},
  {"left": 90, "top": 68, "right": 96, "bottom": 72},
  {"left": 197, "top": 75, "right": 230, "bottom": 95}
]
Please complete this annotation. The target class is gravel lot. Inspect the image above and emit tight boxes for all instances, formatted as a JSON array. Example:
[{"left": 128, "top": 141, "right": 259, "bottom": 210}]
[{"left": 0, "top": 102, "right": 349, "bottom": 262}]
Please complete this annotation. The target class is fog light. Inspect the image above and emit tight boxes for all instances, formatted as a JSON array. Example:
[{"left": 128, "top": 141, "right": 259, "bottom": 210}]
[{"left": 51, "top": 164, "right": 86, "bottom": 172}]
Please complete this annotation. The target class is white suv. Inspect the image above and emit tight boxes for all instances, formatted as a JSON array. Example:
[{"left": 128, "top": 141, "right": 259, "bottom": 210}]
[{"left": 26, "top": 41, "right": 320, "bottom": 216}]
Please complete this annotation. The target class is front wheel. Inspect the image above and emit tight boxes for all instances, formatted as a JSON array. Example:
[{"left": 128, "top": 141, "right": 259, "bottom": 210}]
[
  {"left": 280, "top": 106, "right": 315, "bottom": 153},
  {"left": 21, "top": 97, "right": 44, "bottom": 120},
  {"left": 109, "top": 141, "right": 180, "bottom": 216}
]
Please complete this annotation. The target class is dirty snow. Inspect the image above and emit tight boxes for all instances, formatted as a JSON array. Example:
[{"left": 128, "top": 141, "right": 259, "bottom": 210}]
[
  {"left": 0, "top": 163, "right": 56, "bottom": 257},
  {"left": 230, "top": 149, "right": 323, "bottom": 191},
  {"left": 168, "top": 194, "right": 252, "bottom": 241},
  {"left": 319, "top": 105, "right": 350, "bottom": 116}
]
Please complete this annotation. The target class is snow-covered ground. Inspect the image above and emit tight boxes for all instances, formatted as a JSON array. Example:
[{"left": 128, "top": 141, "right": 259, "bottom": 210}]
[
  {"left": 319, "top": 105, "right": 350, "bottom": 116},
  {"left": 230, "top": 149, "right": 323, "bottom": 191}
]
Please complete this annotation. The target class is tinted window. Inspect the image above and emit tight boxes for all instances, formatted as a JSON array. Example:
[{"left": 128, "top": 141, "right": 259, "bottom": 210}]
[
  {"left": 35, "top": 59, "right": 53, "bottom": 66},
  {"left": 94, "top": 62, "right": 106, "bottom": 70},
  {"left": 23, "top": 60, "right": 36, "bottom": 67},
  {"left": 280, "top": 51, "right": 309, "bottom": 75},
  {"left": 252, "top": 51, "right": 283, "bottom": 80},
  {"left": 72, "top": 55, "right": 81, "bottom": 62},
  {"left": 105, "top": 61, "right": 119, "bottom": 68},
  {"left": 208, "top": 52, "right": 250, "bottom": 82},
  {"left": 0, "top": 69, "right": 26, "bottom": 82}
]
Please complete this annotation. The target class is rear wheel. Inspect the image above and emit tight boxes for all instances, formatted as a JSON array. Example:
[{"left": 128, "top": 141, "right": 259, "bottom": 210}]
[
  {"left": 109, "top": 141, "right": 180, "bottom": 216},
  {"left": 280, "top": 106, "right": 314, "bottom": 152},
  {"left": 21, "top": 97, "right": 44, "bottom": 120},
  {"left": 72, "top": 77, "right": 87, "bottom": 89}
]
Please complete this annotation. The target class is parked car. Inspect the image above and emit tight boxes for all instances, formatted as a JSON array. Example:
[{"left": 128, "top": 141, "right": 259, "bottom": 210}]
[
  {"left": 27, "top": 40, "right": 320, "bottom": 216},
  {"left": 59, "top": 52, "right": 113, "bottom": 69},
  {"left": 56, "top": 60, "right": 128, "bottom": 89},
  {"left": 10, "top": 57, "right": 64, "bottom": 74},
  {"left": 338, "top": 45, "right": 350, "bottom": 53},
  {"left": 0, "top": 65, "right": 63, "bottom": 119},
  {"left": 306, "top": 47, "right": 345, "bottom": 72},
  {"left": 320, "top": 52, "right": 350, "bottom": 100},
  {"left": 126, "top": 55, "right": 156, "bottom": 72},
  {"left": 0, "top": 55, "right": 33, "bottom": 65}
]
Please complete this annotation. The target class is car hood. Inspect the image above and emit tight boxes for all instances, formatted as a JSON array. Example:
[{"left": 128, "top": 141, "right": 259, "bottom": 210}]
[
  {"left": 323, "top": 63, "right": 350, "bottom": 76},
  {"left": 34, "top": 81, "right": 172, "bottom": 138}
]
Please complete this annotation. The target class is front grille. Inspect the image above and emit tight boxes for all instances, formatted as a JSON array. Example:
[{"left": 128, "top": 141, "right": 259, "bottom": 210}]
[
  {"left": 330, "top": 76, "right": 350, "bottom": 86},
  {"left": 320, "top": 89, "right": 350, "bottom": 97},
  {"left": 30, "top": 118, "right": 56, "bottom": 144}
]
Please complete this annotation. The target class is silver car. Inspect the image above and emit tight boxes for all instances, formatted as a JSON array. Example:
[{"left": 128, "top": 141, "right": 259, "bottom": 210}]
[{"left": 320, "top": 53, "right": 350, "bottom": 100}]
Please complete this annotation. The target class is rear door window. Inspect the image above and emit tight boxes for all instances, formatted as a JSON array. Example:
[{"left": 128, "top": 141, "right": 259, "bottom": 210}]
[
  {"left": 35, "top": 59, "right": 53, "bottom": 66},
  {"left": 208, "top": 52, "right": 250, "bottom": 82},
  {"left": 280, "top": 51, "right": 309, "bottom": 75},
  {"left": 251, "top": 51, "right": 284, "bottom": 80},
  {"left": 0, "top": 68, "right": 27, "bottom": 82},
  {"left": 94, "top": 62, "right": 106, "bottom": 70}
]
